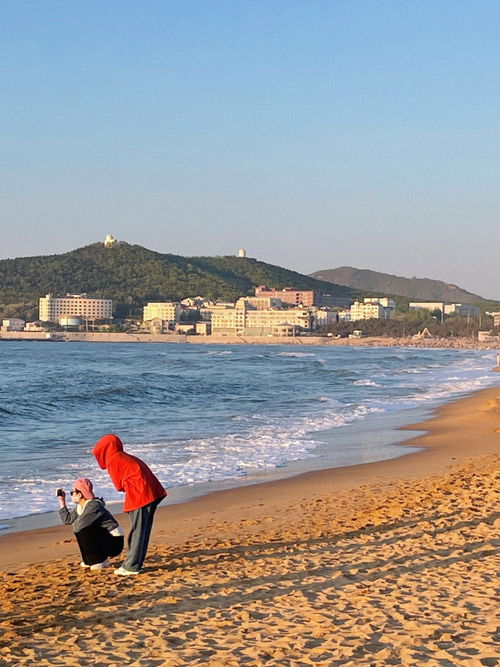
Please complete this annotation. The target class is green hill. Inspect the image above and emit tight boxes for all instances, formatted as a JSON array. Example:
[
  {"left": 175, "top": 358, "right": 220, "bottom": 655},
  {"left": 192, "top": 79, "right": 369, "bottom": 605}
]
[
  {"left": 310, "top": 266, "right": 488, "bottom": 303},
  {"left": 0, "top": 242, "right": 354, "bottom": 320}
]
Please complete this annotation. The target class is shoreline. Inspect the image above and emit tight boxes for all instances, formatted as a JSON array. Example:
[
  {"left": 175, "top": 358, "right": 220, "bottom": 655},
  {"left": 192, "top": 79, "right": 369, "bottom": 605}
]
[
  {"left": 1, "top": 384, "right": 498, "bottom": 572},
  {"left": 1, "top": 329, "right": 499, "bottom": 349},
  {"left": 1, "top": 389, "right": 498, "bottom": 665},
  {"left": 0, "top": 403, "right": 429, "bottom": 535}
]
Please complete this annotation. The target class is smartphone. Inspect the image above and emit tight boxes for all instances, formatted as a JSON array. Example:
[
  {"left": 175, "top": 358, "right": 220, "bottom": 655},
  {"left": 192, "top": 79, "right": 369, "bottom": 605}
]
[{"left": 56, "top": 488, "right": 64, "bottom": 497}]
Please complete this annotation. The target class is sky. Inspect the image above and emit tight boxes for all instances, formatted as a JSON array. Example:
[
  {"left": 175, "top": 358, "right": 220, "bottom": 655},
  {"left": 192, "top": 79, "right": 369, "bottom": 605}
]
[{"left": 1, "top": 1, "right": 499, "bottom": 299}]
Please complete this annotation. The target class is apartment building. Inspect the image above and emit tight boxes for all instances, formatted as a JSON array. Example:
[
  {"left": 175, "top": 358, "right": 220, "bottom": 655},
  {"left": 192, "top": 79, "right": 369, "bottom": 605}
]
[
  {"left": 350, "top": 298, "right": 395, "bottom": 321},
  {"left": 199, "top": 303, "right": 237, "bottom": 320},
  {"left": 314, "top": 308, "right": 338, "bottom": 328},
  {"left": 211, "top": 301, "right": 315, "bottom": 335},
  {"left": 409, "top": 302, "right": 446, "bottom": 314},
  {"left": 255, "top": 286, "right": 315, "bottom": 307},
  {"left": 364, "top": 297, "right": 395, "bottom": 308},
  {"left": 210, "top": 302, "right": 248, "bottom": 334},
  {"left": 338, "top": 310, "right": 352, "bottom": 322},
  {"left": 143, "top": 302, "right": 182, "bottom": 325},
  {"left": 39, "top": 293, "right": 113, "bottom": 323},
  {"left": 245, "top": 308, "right": 314, "bottom": 335},
  {"left": 236, "top": 296, "right": 282, "bottom": 310}
]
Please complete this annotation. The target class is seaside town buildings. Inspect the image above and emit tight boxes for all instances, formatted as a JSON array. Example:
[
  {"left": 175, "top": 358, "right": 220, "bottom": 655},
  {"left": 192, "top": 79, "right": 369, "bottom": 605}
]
[
  {"left": 39, "top": 293, "right": 113, "bottom": 324},
  {"left": 254, "top": 286, "right": 352, "bottom": 309},
  {"left": 409, "top": 302, "right": 480, "bottom": 317},
  {"left": 143, "top": 302, "right": 182, "bottom": 326},
  {"left": 338, "top": 297, "right": 395, "bottom": 322},
  {"left": 140, "top": 292, "right": 337, "bottom": 337},
  {"left": 255, "top": 286, "right": 315, "bottom": 307},
  {"left": 1, "top": 318, "right": 25, "bottom": 332},
  {"left": 209, "top": 301, "right": 316, "bottom": 336},
  {"left": 238, "top": 296, "right": 283, "bottom": 310},
  {"left": 3, "top": 283, "right": 490, "bottom": 339}
]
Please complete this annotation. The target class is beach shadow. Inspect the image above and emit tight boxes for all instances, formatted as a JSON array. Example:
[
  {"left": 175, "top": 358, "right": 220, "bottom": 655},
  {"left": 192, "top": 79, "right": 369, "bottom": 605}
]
[
  {"left": 36, "top": 542, "right": 498, "bottom": 637},
  {"left": 149, "top": 508, "right": 498, "bottom": 573},
  {"left": 11, "top": 522, "right": 497, "bottom": 639}
]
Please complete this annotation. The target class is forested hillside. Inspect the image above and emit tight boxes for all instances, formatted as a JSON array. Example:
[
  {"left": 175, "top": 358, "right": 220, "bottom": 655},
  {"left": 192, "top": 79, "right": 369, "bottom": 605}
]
[{"left": 0, "top": 242, "right": 354, "bottom": 319}]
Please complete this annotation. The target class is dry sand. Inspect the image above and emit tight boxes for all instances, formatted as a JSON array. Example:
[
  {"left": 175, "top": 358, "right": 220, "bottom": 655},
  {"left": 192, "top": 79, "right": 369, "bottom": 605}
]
[{"left": 0, "top": 387, "right": 499, "bottom": 666}]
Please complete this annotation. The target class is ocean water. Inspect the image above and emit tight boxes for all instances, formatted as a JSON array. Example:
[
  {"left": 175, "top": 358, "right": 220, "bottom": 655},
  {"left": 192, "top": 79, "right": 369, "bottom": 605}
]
[{"left": 0, "top": 341, "right": 497, "bottom": 524}]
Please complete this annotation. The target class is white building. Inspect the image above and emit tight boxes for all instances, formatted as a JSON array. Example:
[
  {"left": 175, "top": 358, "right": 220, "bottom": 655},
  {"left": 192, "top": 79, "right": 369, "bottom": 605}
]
[
  {"left": 364, "top": 297, "right": 395, "bottom": 308},
  {"left": 181, "top": 297, "right": 210, "bottom": 307},
  {"left": 211, "top": 301, "right": 315, "bottom": 335},
  {"left": 236, "top": 296, "right": 283, "bottom": 310},
  {"left": 200, "top": 303, "right": 237, "bottom": 320},
  {"left": 409, "top": 301, "right": 445, "bottom": 313},
  {"left": 143, "top": 302, "right": 182, "bottom": 325},
  {"left": 314, "top": 308, "right": 338, "bottom": 328},
  {"left": 24, "top": 321, "right": 44, "bottom": 331},
  {"left": 1, "top": 318, "right": 25, "bottom": 331},
  {"left": 350, "top": 298, "right": 395, "bottom": 321},
  {"left": 39, "top": 294, "right": 113, "bottom": 324},
  {"left": 210, "top": 302, "right": 248, "bottom": 334},
  {"left": 409, "top": 302, "right": 480, "bottom": 317},
  {"left": 245, "top": 307, "right": 314, "bottom": 335}
]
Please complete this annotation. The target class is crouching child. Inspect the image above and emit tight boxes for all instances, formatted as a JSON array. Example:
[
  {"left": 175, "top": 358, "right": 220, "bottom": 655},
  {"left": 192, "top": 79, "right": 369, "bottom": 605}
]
[{"left": 57, "top": 477, "right": 124, "bottom": 571}]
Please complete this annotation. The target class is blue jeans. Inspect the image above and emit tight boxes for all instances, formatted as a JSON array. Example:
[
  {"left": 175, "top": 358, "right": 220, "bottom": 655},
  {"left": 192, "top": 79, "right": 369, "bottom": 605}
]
[{"left": 123, "top": 498, "right": 162, "bottom": 572}]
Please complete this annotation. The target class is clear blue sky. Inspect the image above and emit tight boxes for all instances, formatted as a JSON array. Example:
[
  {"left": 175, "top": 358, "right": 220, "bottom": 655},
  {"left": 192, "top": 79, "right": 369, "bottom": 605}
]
[{"left": 1, "top": 1, "right": 499, "bottom": 298}]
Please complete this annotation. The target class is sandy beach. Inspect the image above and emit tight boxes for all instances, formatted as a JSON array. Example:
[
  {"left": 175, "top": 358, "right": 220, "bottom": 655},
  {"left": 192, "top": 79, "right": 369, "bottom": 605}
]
[
  {"left": 0, "top": 387, "right": 498, "bottom": 665},
  {"left": 1, "top": 329, "right": 499, "bottom": 350}
]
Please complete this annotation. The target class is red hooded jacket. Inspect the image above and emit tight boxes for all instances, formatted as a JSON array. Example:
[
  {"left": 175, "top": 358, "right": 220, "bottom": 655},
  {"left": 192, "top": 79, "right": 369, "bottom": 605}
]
[{"left": 92, "top": 434, "right": 167, "bottom": 512}]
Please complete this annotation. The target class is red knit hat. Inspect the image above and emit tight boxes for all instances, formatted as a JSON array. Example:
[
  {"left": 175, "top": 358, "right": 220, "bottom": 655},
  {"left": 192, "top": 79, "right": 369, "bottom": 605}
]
[{"left": 73, "top": 478, "right": 95, "bottom": 500}]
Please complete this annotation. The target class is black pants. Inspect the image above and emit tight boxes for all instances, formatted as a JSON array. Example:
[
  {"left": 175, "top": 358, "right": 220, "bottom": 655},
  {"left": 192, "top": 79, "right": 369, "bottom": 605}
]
[{"left": 75, "top": 523, "right": 124, "bottom": 566}]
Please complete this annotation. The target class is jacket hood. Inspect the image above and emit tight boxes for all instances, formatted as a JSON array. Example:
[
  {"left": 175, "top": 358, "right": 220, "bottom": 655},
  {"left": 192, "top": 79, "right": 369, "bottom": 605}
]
[{"left": 92, "top": 434, "right": 124, "bottom": 469}]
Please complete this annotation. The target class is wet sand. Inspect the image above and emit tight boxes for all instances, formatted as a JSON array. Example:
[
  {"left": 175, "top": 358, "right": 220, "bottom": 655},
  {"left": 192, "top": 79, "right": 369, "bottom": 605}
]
[{"left": 0, "top": 386, "right": 498, "bottom": 665}]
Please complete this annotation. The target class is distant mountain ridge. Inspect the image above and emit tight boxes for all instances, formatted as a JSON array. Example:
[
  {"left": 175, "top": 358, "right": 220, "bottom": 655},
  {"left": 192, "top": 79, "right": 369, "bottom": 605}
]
[
  {"left": 0, "top": 242, "right": 354, "bottom": 320},
  {"left": 309, "top": 266, "right": 485, "bottom": 304}
]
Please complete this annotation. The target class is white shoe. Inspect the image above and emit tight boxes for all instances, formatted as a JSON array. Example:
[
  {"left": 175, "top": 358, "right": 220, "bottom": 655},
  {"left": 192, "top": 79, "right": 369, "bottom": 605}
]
[
  {"left": 80, "top": 562, "right": 90, "bottom": 568},
  {"left": 90, "top": 559, "right": 110, "bottom": 571},
  {"left": 114, "top": 566, "right": 140, "bottom": 576}
]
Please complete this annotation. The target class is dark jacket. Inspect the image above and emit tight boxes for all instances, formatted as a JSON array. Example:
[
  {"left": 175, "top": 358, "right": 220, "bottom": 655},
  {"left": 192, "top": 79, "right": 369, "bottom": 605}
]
[{"left": 59, "top": 498, "right": 120, "bottom": 534}]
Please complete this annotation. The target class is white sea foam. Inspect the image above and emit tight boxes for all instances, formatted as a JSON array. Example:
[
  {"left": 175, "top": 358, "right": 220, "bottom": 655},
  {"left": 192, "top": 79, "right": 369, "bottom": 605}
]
[
  {"left": 278, "top": 352, "right": 316, "bottom": 357},
  {"left": 0, "top": 346, "right": 497, "bottom": 521}
]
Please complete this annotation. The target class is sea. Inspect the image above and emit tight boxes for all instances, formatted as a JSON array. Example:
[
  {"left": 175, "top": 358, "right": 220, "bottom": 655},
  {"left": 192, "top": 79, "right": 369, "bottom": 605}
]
[{"left": 0, "top": 341, "right": 498, "bottom": 528}]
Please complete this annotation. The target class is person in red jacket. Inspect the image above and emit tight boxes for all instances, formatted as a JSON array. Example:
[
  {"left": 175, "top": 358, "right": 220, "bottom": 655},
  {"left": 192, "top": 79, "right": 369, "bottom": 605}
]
[{"left": 92, "top": 433, "right": 167, "bottom": 576}]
